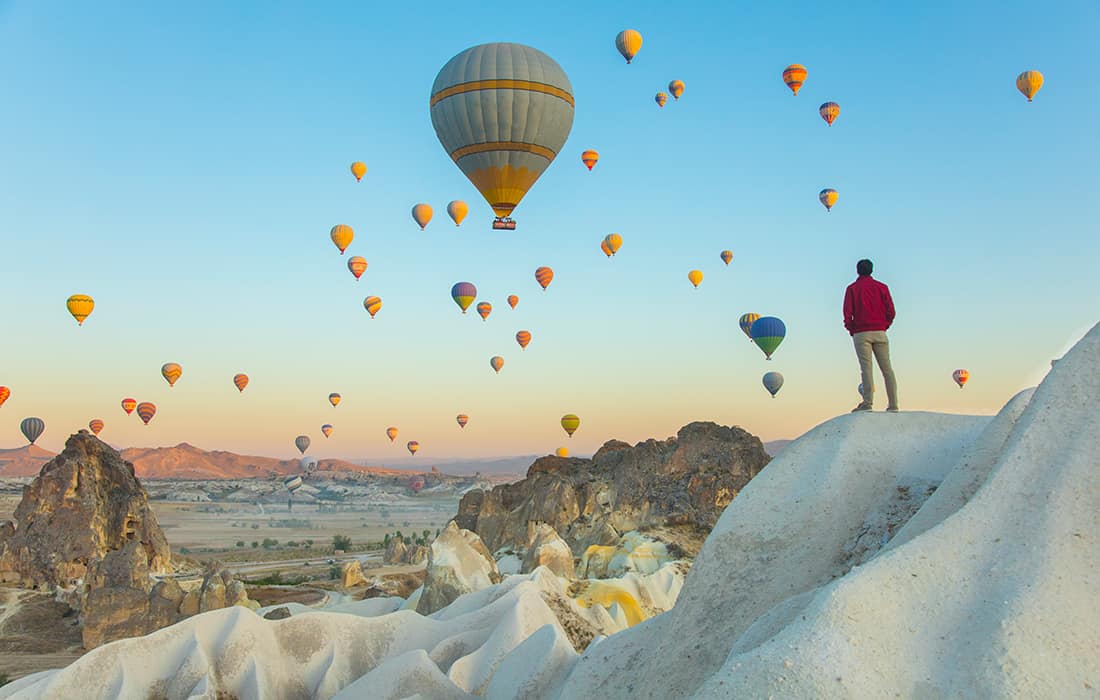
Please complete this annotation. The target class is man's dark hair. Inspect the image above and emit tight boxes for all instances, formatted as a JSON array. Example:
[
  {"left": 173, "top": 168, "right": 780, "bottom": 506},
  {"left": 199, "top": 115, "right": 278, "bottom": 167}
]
[{"left": 857, "top": 259, "right": 873, "bottom": 276}]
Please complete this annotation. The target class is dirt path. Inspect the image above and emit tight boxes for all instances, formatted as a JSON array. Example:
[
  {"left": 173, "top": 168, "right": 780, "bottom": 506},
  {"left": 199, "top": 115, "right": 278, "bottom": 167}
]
[{"left": 0, "top": 587, "right": 84, "bottom": 681}]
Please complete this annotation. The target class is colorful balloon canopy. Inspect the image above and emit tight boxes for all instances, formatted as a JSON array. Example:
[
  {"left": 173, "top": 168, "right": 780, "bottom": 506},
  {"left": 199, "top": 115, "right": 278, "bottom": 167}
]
[
  {"left": 516, "top": 330, "right": 531, "bottom": 350},
  {"left": 363, "top": 296, "right": 382, "bottom": 318},
  {"left": 121, "top": 397, "right": 137, "bottom": 415},
  {"left": 233, "top": 373, "right": 249, "bottom": 392},
  {"left": 136, "top": 402, "right": 156, "bottom": 425},
  {"left": 555, "top": 447, "right": 569, "bottom": 458},
  {"left": 330, "top": 225, "right": 353, "bottom": 255},
  {"left": 600, "top": 239, "right": 613, "bottom": 257},
  {"left": 0, "top": 386, "right": 9, "bottom": 408},
  {"left": 321, "top": 424, "right": 333, "bottom": 438},
  {"left": 782, "top": 64, "right": 807, "bottom": 95},
  {"left": 507, "top": 295, "right": 519, "bottom": 310},
  {"left": 412, "top": 203, "right": 433, "bottom": 230},
  {"left": 490, "top": 356, "right": 504, "bottom": 373},
  {"left": 762, "top": 371, "right": 784, "bottom": 398},
  {"left": 476, "top": 301, "right": 492, "bottom": 321},
  {"left": 452, "top": 282, "right": 477, "bottom": 313},
  {"left": 386, "top": 427, "right": 398, "bottom": 442},
  {"left": 300, "top": 456, "right": 318, "bottom": 473},
  {"left": 953, "top": 369, "right": 970, "bottom": 388},
  {"left": 284, "top": 474, "right": 303, "bottom": 493},
  {"left": 66, "top": 294, "right": 94, "bottom": 326},
  {"left": 720, "top": 250, "right": 733, "bottom": 266},
  {"left": 581, "top": 149, "right": 599, "bottom": 171},
  {"left": 669, "top": 80, "right": 685, "bottom": 100},
  {"left": 20, "top": 417, "right": 44, "bottom": 444},
  {"left": 750, "top": 317, "right": 787, "bottom": 360},
  {"left": 535, "top": 267, "right": 554, "bottom": 291},
  {"left": 295, "top": 435, "right": 310, "bottom": 454},
  {"left": 655, "top": 92, "right": 668, "bottom": 108},
  {"left": 347, "top": 256, "right": 368, "bottom": 281},
  {"left": 688, "top": 270, "right": 703, "bottom": 288},
  {"left": 407, "top": 441, "right": 420, "bottom": 456},
  {"left": 603, "top": 233, "right": 622, "bottom": 256},
  {"left": 1016, "top": 71, "right": 1043, "bottom": 102},
  {"left": 456, "top": 414, "right": 469, "bottom": 429},
  {"left": 88, "top": 419, "right": 104, "bottom": 436},
  {"left": 328, "top": 393, "right": 341, "bottom": 407},
  {"left": 615, "top": 29, "right": 642, "bottom": 64},
  {"left": 350, "top": 161, "right": 367, "bottom": 181},
  {"left": 819, "top": 188, "right": 838, "bottom": 212},
  {"left": 430, "top": 43, "right": 574, "bottom": 227},
  {"left": 447, "top": 200, "right": 468, "bottom": 226},
  {"left": 739, "top": 313, "right": 760, "bottom": 341},
  {"left": 819, "top": 102, "right": 840, "bottom": 126},
  {"left": 161, "top": 363, "right": 182, "bottom": 387},
  {"left": 561, "top": 414, "right": 580, "bottom": 437}
]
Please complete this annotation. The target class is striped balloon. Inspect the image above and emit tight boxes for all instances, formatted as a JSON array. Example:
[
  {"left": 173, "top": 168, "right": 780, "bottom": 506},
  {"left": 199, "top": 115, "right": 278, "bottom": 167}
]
[
  {"left": 136, "top": 402, "right": 156, "bottom": 425},
  {"left": 738, "top": 313, "right": 760, "bottom": 341},
  {"left": 655, "top": 92, "right": 668, "bottom": 108},
  {"left": 819, "top": 102, "right": 840, "bottom": 126},
  {"left": 452, "top": 282, "right": 477, "bottom": 313},
  {"left": 407, "top": 441, "right": 420, "bottom": 456},
  {"left": 688, "top": 270, "right": 703, "bottom": 288},
  {"left": 819, "top": 188, "right": 838, "bottom": 212},
  {"left": 516, "top": 330, "right": 532, "bottom": 350},
  {"left": 412, "top": 203, "right": 433, "bottom": 230},
  {"left": 615, "top": 29, "right": 642, "bottom": 64},
  {"left": 363, "top": 296, "right": 382, "bottom": 318},
  {"left": 0, "top": 386, "right": 9, "bottom": 408},
  {"left": 477, "top": 301, "right": 492, "bottom": 321},
  {"left": 953, "top": 369, "right": 970, "bottom": 388},
  {"left": 669, "top": 80, "right": 685, "bottom": 100},
  {"left": 720, "top": 250, "right": 733, "bottom": 266},
  {"left": 750, "top": 317, "right": 787, "bottom": 360},
  {"left": 386, "top": 426, "right": 398, "bottom": 443},
  {"left": 328, "top": 393, "right": 341, "bottom": 407},
  {"left": 233, "top": 373, "right": 249, "bottom": 392},
  {"left": 347, "top": 256, "right": 368, "bottom": 280},
  {"left": 330, "top": 224, "right": 354, "bottom": 255},
  {"left": 284, "top": 475, "right": 303, "bottom": 493},
  {"left": 20, "top": 417, "right": 45, "bottom": 444},
  {"left": 600, "top": 239, "right": 613, "bottom": 257},
  {"left": 321, "top": 424, "right": 333, "bottom": 438},
  {"left": 762, "top": 371, "right": 784, "bottom": 398},
  {"left": 507, "top": 295, "right": 519, "bottom": 310},
  {"left": 560, "top": 414, "right": 580, "bottom": 437},
  {"left": 161, "top": 363, "right": 182, "bottom": 387},
  {"left": 490, "top": 356, "right": 504, "bottom": 373},
  {"left": 121, "top": 397, "right": 137, "bottom": 415},
  {"left": 295, "top": 435, "right": 310, "bottom": 454},
  {"left": 535, "top": 267, "right": 554, "bottom": 290},
  {"left": 447, "top": 200, "right": 468, "bottom": 226},
  {"left": 456, "top": 414, "right": 469, "bottom": 429},
  {"left": 88, "top": 419, "right": 104, "bottom": 436},
  {"left": 1016, "top": 71, "right": 1043, "bottom": 102},
  {"left": 66, "top": 294, "right": 94, "bottom": 326},
  {"left": 581, "top": 149, "right": 599, "bottom": 171},
  {"left": 782, "top": 64, "right": 807, "bottom": 95}
]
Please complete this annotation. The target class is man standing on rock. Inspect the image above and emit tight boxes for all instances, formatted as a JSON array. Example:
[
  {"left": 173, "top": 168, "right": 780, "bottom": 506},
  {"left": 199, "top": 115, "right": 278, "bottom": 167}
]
[{"left": 843, "top": 259, "right": 899, "bottom": 412}]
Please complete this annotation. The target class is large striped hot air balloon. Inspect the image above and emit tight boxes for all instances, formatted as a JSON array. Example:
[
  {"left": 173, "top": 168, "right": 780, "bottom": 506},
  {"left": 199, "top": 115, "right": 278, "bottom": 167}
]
[
  {"left": 782, "top": 64, "right": 807, "bottom": 95},
  {"left": 20, "top": 417, "right": 45, "bottom": 444},
  {"left": 750, "top": 317, "right": 787, "bottom": 360},
  {"left": 490, "top": 356, "right": 504, "bottom": 374},
  {"left": 581, "top": 149, "right": 599, "bottom": 171},
  {"left": 89, "top": 419, "right": 104, "bottom": 436},
  {"left": 233, "top": 373, "right": 249, "bottom": 392},
  {"left": 953, "top": 369, "right": 970, "bottom": 388},
  {"left": 535, "top": 267, "right": 554, "bottom": 291},
  {"left": 456, "top": 414, "right": 469, "bottom": 429},
  {"left": 386, "top": 426, "right": 398, "bottom": 443},
  {"left": 412, "top": 204, "right": 433, "bottom": 230},
  {"left": 347, "top": 256, "right": 368, "bottom": 281},
  {"left": 516, "top": 330, "right": 531, "bottom": 350},
  {"left": 66, "top": 294, "right": 94, "bottom": 326},
  {"left": 819, "top": 188, "right": 838, "bottom": 212},
  {"left": 430, "top": 43, "right": 574, "bottom": 230},
  {"left": 507, "top": 295, "right": 519, "bottom": 310},
  {"left": 295, "top": 435, "right": 310, "bottom": 454},
  {"left": 161, "top": 363, "right": 182, "bottom": 387},
  {"left": 762, "top": 371, "right": 784, "bottom": 398},
  {"left": 330, "top": 225, "right": 354, "bottom": 255},
  {"left": 284, "top": 474, "right": 303, "bottom": 494},
  {"left": 560, "top": 414, "right": 580, "bottom": 438},
  {"left": 363, "top": 296, "right": 382, "bottom": 318},
  {"left": 350, "top": 161, "right": 367, "bottom": 181},
  {"left": 0, "top": 386, "right": 9, "bottom": 408},
  {"left": 688, "top": 270, "right": 703, "bottom": 288},
  {"left": 447, "top": 200, "right": 468, "bottom": 226},
  {"left": 615, "top": 30, "right": 642, "bottom": 64},
  {"left": 739, "top": 313, "right": 760, "bottom": 341},
  {"left": 1016, "top": 71, "right": 1043, "bottom": 102},
  {"left": 136, "top": 402, "right": 157, "bottom": 425},
  {"left": 669, "top": 80, "right": 685, "bottom": 100},
  {"left": 476, "top": 302, "right": 492, "bottom": 321},
  {"left": 819, "top": 102, "right": 840, "bottom": 126},
  {"left": 328, "top": 393, "right": 341, "bottom": 407},
  {"left": 720, "top": 250, "right": 733, "bottom": 266},
  {"left": 121, "top": 397, "right": 137, "bottom": 415},
  {"left": 452, "top": 282, "right": 477, "bottom": 313},
  {"left": 321, "top": 424, "right": 333, "bottom": 438},
  {"left": 407, "top": 441, "right": 420, "bottom": 456}
]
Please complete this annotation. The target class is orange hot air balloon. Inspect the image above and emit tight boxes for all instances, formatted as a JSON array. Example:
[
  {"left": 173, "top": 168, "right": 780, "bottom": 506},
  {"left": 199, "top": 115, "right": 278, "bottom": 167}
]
[
  {"left": 1016, "top": 71, "right": 1043, "bottom": 102},
  {"left": 953, "top": 369, "right": 970, "bottom": 388},
  {"left": 233, "top": 373, "right": 249, "bottom": 392},
  {"left": 350, "top": 161, "right": 367, "bottom": 181},
  {"left": 161, "top": 363, "right": 182, "bottom": 387},
  {"left": 330, "top": 224, "right": 354, "bottom": 255},
  {"left": 555, "top": 447, "right": 569, "bottom": 458},
  {"left": 456, "top": 414, "right": 469, "bottom": 429},
  {"left": 535, "top": 266, "right": 554, "bottom": 291},
  {"left": 819, "top": 102, "right": 840, "bottom": 126},
  {"left": 412, "top": 203, "right": 433, "bottom": 230},
  {"left": 782, "top": 64, "right": 807, "bottom": 95},
  {"left": 88, "top": 419, "right": 104, "bottom": 436},
  {"left": 386, "top": 426, "right": 398, "bottom": 442},
  {"left": 347, "top": 256, "right": 368, "bottom": 281},
  {"left": 720, "top": 250, "right": 733, "bottom": 266},
  {"left": 328, "top": 392, "right": 341, "bottom": 407},
  {"left": 688, "top": 270, "right": 703, "bottom": 288},
  {"left": 668, "top": 80, "right": 685, "bottom": 100},
  {"left": 507, "top": 295, "right": 519, "bottom": 310},
  {"left": 363, "top": 295, "right": 382, "bottom": 318},
  {"left": 516, "top": 330, "right": 531, "bottom": 350},
  {"left": 655, "top": 92, "right": 668, "bottom": 108},
  {"left": 615, "top": 29, "right": 642, "bottom": 64},
  {"left": 407, "top": 440, "right": 419, "bottom": 455},
  {"left": 136, "top": 402, "right": 156, "bottom": 425},
  {"left": 603, "top": 233, "right": 622, "bottom": 256},
  {"left": 581, "top": 149, "right": 599, "bottom": 170},
  {"left": 447, "top": 200, "right": 468, "bottom": 226},
  {"left": 490, "top": 356, "right": 504, "bottom": 373},
  {"left": 0, "top": 386, "right": 9, "bottom": 408},
  {"left": 121, "top": 398, "right": 137, "bottom": 415},
  {"left": 477, "top": 301, "right": 492, "bottom": 321},
  {"left": 600, "top": 239, "right": 613, "bottom": 257}
]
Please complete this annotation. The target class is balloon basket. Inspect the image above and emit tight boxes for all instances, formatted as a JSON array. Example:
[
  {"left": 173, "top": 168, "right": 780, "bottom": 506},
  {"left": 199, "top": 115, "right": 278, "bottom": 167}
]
[{"left": 492, "top": 218, "right": 516, "bottom": 231}]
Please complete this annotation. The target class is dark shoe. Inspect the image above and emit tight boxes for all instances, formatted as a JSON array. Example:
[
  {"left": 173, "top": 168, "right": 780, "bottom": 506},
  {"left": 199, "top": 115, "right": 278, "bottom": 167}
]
[
  {"left": 886, "top": 406, "right": 899, "bottom": 413},
  {"left": 851, "top": 403, "right": 872, "bottom": 413}
]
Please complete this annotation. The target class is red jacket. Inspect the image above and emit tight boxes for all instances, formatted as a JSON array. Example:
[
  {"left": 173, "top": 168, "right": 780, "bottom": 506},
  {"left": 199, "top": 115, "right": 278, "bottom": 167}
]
[{"left": 843, "top": 275, "right": 895, "bottom": 335}]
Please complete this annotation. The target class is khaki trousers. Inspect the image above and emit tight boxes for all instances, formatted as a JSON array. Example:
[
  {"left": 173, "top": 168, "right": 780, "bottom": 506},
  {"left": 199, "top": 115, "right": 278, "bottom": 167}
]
[{"left": 853, "top": 331, "right": 898, "bottom": 409}]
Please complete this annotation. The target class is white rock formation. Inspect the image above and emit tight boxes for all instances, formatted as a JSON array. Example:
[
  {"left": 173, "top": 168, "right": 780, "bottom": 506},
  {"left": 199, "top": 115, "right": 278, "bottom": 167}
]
[
  {"left": 576, "top": 531, "right": 671, "bottom": 579},
  {"left": 416, "top": 522, "right": 501, "bottom": 615},
  {"left": 520, "top": 523, "right": 575, "bottom": 578}
]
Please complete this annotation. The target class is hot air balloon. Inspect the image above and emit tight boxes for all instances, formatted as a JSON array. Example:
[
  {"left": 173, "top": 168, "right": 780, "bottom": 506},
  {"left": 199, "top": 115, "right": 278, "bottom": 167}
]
[
  {"left": 233, "top": 373, "right": 249, "bottom": 392},
  {"left": 720, "top": 250, "right": 733, "bottom": 266},
  {"left": 688, "top": 270, "right": 703, "bottom": 288},
  {"left": 136, "top": 402, "right": 156, "bottom": 425},
  {"left": 161, "top": 363, "right": 182, "bottom": 387},
  {"left": 819, "top": 188, "right": 838, "bottom": 212},
  {"left": 412, "top": 203, "right": 433, "bottom": 230},
  {"left": 953, "top": 369, "right": 970, "bottom": 388},
  {"left": 409, "top": 476, "right": 426, "bottom": 492},
  {"left": 600, "top": 239, "right": 613, "bottom": 257},
  {"left": 347, "top": 256, "right": 368, "bottom": 281},
  {"left": 328, "top": 393, "right": 341, "bottom": 407},
  {"left": 819, "top": 102, "right": 840, "bottom": 126},
  {"left": 407, "top": 441, "right": 420, "bottom": 456},
  {"left": 581, "top": 149, "right": 599, "bottom": 171},
  {"left": 750, "top": 317, "right": 786, "bottom": 360},
  {"left": 363, "top": 296, "right": 382, "bottom": 318},
  {"left": 88, "top": 419, "right": 104, "bottom": 436},
  {"left": 330, "top": 225, "right": 354, "bottom": 255},
  {"left": 669, "top": 80, "right": 685, "bottom": 100},
  {"left": 20, "top": 417, "right": 44, "bottom": 444},
  {"left": 284, "top": 474, "right": 303, "bottom": 494},
  {"left": 762, "top": 371, "right": 784, "bottom": 398},
  {"left": 66, "top": 294, "right": 94, "bottom": 326},
  {"left": 386, "top": 426, "right": 398, "bottom": 443},
  {"left": 516, "top": 330, "right": 531, "bottom": 350},
  {"left": 535, "top": 267, "right": 554, "bottom": 291},
  {"left": 321, "top": 424, "right": 333, "bottom": 438},
  {"left": 300, "top": 456, "right": 318, "bottom": 473},
  {"left": 452, "top": 282, "right": 477, "bottom": 313},
  {"left": 655, "top": 92, "right": 668, "bottom": 108},
  {"left": 782, "top": 64, "right": 807, "bottom": 95},
  {"left": 350, "top": 161, "right": 367, "bottom": 181},
  {"left": 739, "top": 313, "right": 760, "bottom": 341},
  {"left": 555, "top": 447, "right": 569, "bottom": 458},
  {"left": 121, "top": 397, "right": 137, "bottom": 415},
  {"left": 430, "top": 43, "right": 574, "bottom": 230},
  {"left": 561, "top": 414, "right": 580, "bottom": 438},
  {"left": 0, "top": 386, "right": 9, "bottom": 408},
  {"left": 507, "top": 295, "right": 519, "bottom": 310},
  {"left": 1016, "top": 71, "right": 1043, "bottom": 102},
  {"left": 490, "top": 356, "right": 504, "bottom": 373},
  {"left": 456, "top": 414, "right": 469, "bottom": 429},
  {"left": 295, "top": 435, "right": 310, "bottom": 454},
  {"left": 447, "top": 200, "right": 468, "bottom": 226},
  {"left": 477, "top": 301, "right": 492, "bottom": 321},
  {"left": 603, "top": 233, "right": 622, "bottom": 256},
  {"left": 615, "top": 29, "right": 642, "bottom": 64}
]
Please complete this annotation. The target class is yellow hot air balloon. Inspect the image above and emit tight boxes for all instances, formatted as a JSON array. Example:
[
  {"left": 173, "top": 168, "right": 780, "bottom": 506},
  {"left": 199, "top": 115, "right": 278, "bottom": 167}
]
[
  {"left": 161, "top": 363, "right": 182, "bottom": 387},
  {"left": 819, "top": 102, "right": 840, "bottom": 126},
  {"left": 66, "top": 294, "right": 94, "bottom": 326},
  {"left": 233, "top": 373, "right": 249, "bottom": 392},
  {"left": 603, "top": 233, "right": 622, "bottom": 256},
  {"left": 782, "top": 64, "right": 807, "bottom": 95},
  {"left": 350, "top": 161, "right": 367, "bottom": 181},
  {"left": 555, "top": 447, "right": 569, "bottom": 458},
  {"left": 412, "top": 203, "right": 433, "bottom": 230},
  {"left": 490, "top": 356, "right": 504, "bottom": 373},
  {"left": 330, "top": 224, "right": 354, "bottom": 255},
  {"left": 655, "top": 92, "right": 668, "bottom": 108},
  {"left": 447, "top": 200, "right": 468, "bottom": 226},
  {"left": 1016, "top": 70, "right": 1044, "bottom": 102},
  {"left": 600, "top": 239, "right": 613, "bottom": 257},
  {"left": 386, "top": 426, "right": 398, "bottom": 442},
  {"left": 347, "top": 256, "right": 368, "bottom": 281},
  {"left": 688, "top": 270, "right": 703, "bottom": 288},
  {"left": 363, "top": 296, "right": 382, "bottom": 318},
  {"left": 581, "top": 149, "right": 599, "bottom": 171},
  {"left": 535, "top": 266, "right": 554, "bottom": 291},
  {"left": 561, "top": 414, "right": 580, "bottom": 437},
  {"left": 615, "top": 30, "right": 642, "bottom": 64},
  {"left": 476, "top": 301, "right": 492, "bottom": 321},
  {"left": 819, "top": 188, "right": 838, "bottom": 212},
  {"left": 668, "top": 80, "right": 685, "bottom": 100},
  {"left": 407, "top": 440, "right": 419, "bottom": 456},
  {"left": 720, "top": 250, "right": 733, "bottom": 266},
  {"left": 430, "top": 44, "right": 574, "bottom": 230}
]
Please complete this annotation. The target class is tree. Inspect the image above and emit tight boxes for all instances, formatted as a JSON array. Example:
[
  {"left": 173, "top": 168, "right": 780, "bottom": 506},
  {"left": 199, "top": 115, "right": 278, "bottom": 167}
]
[
  {"left": 328, "top": 565, "right": 340, "bottom": 580},
  {"left": 251, "top": 541, "right": 259, "bottom": 548},
  {"left": 262, "top": 538, "right": 279, "bottom": 549},
  {"left": 236, "top": 541, "right": 245, "bottom": 547},
  {"left": 422, "top": 529, "right": 431, "bottom": 541},
  {"left": 332, "top": 534, "right": 352, "bottom": 551},
  {"left": 383, "top": 533, "right": 391, "bottom": 548}
]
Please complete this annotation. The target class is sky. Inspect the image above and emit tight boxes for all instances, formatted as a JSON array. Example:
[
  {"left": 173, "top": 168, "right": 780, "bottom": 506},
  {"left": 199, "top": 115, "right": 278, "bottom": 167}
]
[{"left": 0, "top": 0, "right": 1097, "bottom": 462}]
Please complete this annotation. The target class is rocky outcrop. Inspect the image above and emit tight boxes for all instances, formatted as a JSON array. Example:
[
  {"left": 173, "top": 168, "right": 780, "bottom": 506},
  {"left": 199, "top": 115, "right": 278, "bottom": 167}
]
[
  {"left": 455, "top": 422, "right": 770, "bottom": 559},
  {"left": 342, "top": 560, "right": 368, "bottom": 588},
  {"left": 521, "top": 524, "right": 575, "bottom": 578},
  {"left": 0, "top": 432, "right": 171, "bottom": 589},
  {"left": 415, "top": 522, "right": 501, "bottom": 615},
  {"left": 384, "top": 536, "right": 430, "bottom": 566}
]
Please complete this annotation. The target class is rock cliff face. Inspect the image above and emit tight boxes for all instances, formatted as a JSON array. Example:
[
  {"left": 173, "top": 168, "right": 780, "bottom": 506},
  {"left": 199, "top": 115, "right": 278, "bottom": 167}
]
[
  {"left": 455, "top": 422, "right": 770, "bottom": 556},
  {"left": 416, "top": 522, "right": 501, "bottom": 615}
]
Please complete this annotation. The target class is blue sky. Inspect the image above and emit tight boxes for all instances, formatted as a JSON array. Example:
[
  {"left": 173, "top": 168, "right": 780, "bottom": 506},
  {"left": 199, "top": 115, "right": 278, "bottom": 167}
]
[{"left": 0, "top": 0, "right": 1096, "bottom": 460}]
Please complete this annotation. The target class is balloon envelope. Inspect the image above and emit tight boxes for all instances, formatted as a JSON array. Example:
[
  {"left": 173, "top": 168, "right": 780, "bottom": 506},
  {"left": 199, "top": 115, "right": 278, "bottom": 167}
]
[
  {"left": 0, "top": 386, "right": 9, "bottom": 408},
  {"left": 136, "top": 402, "right": 156, "bottom": 425},
  {"left": 819, "top": 102, "right": 840, "bottom": 126},
  {"left": 300, "top": 456, "right": 318, "bottom": 473},
  {"left": 321, "top": 424, "right": 333, "bottom": 438},
  {"left": 89, "top": 419, "right": 104, "bottom": 436},
  {"left": 412, "top": 203, "right": 433, "bottom": 230},
  {"left": 452, "top": 282, "right": 477, "bottom": 313},
  {"left": 233, "top": 373, "right": 249, "bottom": 392},
  {"left": 819, "top": 188, "right": 838, "bottom": 211},
  {"left": 720, "top": 250, "right": 733, "bottom": 265},
  {"left": 953, "top": 369, "right": 970, "bottom": 388},
  {"left": 350, "top": 161, "right": 367, "bottom": 181},
  {"left": 407, "top": 441, "right": 420, "bottom": 456},
  {"left": 655, "top": 92, "right": 668, "bottom": 108},
  {"left": 161, "top": 363, "right": 182, "bottom": 387},
  {"left": 668, "top": 80, "right": 685, "bottom": 100},
  {"left": 782, "top": 64, "right": 807, "bottom": 95},
  {"left": 739, "top": 313, "right": 760, "bottom": 340},
  {"left": 363, "top": 296, "right": 382, "bottom": 318},
  {"left": 447, "top": 200, "right": 468, "bottom": 226},
  {"left": 347, "top": 256, "right": 368, "bottom": 280},
  {"left": 20, "top": 417, "right": 44, "bottom": 444},
  {"left": 615, "top": 30, "right": 642, "bottom": 63},
  {"left": 456, "top": 414, "right": 469, "bottom": 429},
  {"left": 66, "top": 294, "right": 94, "bottom": 326},
  {"left": 688, "top": 270, "right": 703, "bottom": 288},
  {"left": 328, "top": 393, "right": 341, "bottom": 407},
  {"left": 330, "top": 225, "right": 353, "bottom": 254},
  {"left": 284, "top": 475, "right": 303, "bottom": 493},
  {"left": 490, "top": 356, "right": 504, "bottom": 373},
  {"left": 581, "top": 149, "right": 599, "bottom": 170},
  {"left": 507, "top": 295, "right": 519, "bottom": 310},
  {"left": 476, "top": 301, "right": 492, "bottom": 321},
  {"left": 555, "top": 447, "right": 569, "bottom": 458},
  {"left": 750, "top": 317, "right": 787, "bottom": 359},
  {"left": 1016, "top": 70, "right": 1043, "bottom": 101},
  {"left": 121, "top": 398, "right": 137, "bottom": 415},
  {"left": 294, "top": 435, "right": 310, "bottom": 454},
  {"left": 561, "top": 414, "right": 580, "bottom": 437},
  {"left": 535, "top": 267, "right": 554, "bottom": 290},
  {"left": 603, "top": 233, "right": 622, "bottom": 255},
  {"left": 762, "top": 371, "right": 784, "bottom": 397},
  {"left": 516, "top": 330, "right": 531, "bottom": 350},
  {"left": 386, "top": 427, "right": 398, "bottom": 442}
]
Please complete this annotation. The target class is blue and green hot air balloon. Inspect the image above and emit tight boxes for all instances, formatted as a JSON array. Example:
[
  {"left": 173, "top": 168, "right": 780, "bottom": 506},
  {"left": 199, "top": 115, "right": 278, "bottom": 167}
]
[{"left": 750, "top": 316, "right": 786, "bottom": 360}]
